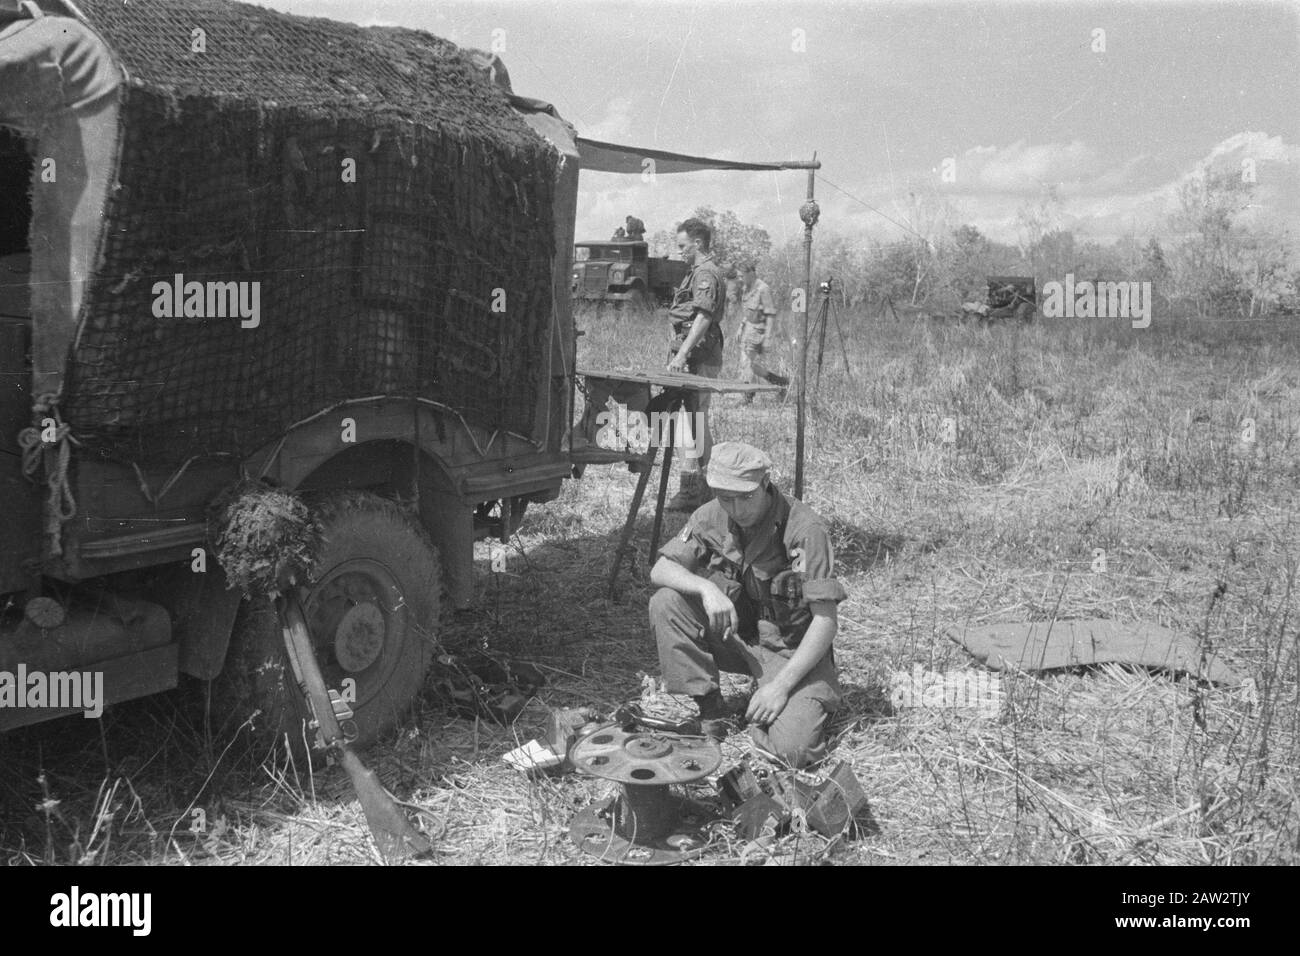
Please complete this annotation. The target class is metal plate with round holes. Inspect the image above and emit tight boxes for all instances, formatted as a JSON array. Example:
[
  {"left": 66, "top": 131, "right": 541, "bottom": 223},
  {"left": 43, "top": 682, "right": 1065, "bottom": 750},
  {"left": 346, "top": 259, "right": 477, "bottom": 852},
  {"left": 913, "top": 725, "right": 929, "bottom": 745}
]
[
  {"left": 569, "top": 795, "right": 719, "bottom": 866},
  {"left": 570, "top": 724, "right": 722, "bottom": 785}
]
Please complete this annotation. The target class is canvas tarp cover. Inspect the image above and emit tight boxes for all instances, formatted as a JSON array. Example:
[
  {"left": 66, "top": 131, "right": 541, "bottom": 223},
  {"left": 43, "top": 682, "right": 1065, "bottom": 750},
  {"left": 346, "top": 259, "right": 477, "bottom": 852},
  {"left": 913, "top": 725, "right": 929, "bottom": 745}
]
[
  {"left": 7, "top": 0, "right": 564, "bottom": 469},
  {"left": 949, "top": 619, "right": 1242, "bottom": 685},
  {"left": 0, "top": 7, "right": 121, "bottom": 399},
  {"left": 575, "top": 137, "right": 807, "bottom": 175}
]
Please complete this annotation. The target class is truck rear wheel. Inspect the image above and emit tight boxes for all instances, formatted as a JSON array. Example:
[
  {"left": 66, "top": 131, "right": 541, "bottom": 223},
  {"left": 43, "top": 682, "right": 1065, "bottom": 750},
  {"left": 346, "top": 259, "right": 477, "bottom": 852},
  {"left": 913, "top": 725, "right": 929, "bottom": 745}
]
[{"left": 220, "top": 492, "right": 441, "bottom": 755}]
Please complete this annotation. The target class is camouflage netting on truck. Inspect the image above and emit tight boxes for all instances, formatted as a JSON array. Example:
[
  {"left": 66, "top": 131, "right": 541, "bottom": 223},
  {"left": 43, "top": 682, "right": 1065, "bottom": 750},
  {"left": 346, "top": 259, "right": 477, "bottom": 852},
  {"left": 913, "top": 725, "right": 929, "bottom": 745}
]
[{"left": 61, "top": 0, "right": 558, "bottom": 469}]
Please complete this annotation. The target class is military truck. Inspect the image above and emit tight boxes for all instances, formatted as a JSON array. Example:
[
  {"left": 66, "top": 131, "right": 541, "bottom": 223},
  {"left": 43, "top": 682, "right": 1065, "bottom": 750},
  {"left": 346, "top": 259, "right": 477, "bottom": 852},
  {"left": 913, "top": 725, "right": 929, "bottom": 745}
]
[
  {"left": 571, "top": 240, "right": 687, "bottom": 311},
  {"left": 0, "top": 0, "right": 580, "bottom": 744}
]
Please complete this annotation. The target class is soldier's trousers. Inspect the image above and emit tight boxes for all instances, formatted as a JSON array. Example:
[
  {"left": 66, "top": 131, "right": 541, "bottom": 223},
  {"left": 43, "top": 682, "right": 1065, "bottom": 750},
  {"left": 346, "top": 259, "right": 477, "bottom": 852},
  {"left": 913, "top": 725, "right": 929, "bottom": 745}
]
[
  {"left": 649, "top": 587, "right": 840, "bottom": 768},
  {"left": 738, "top": 323, "right": 770, "bottom": 384},
  {"left": 672, "top": 357, "right": 720, "bottom": 474},
  {"left": 738, "top": 325, "right": 788, "bottom": 399}
]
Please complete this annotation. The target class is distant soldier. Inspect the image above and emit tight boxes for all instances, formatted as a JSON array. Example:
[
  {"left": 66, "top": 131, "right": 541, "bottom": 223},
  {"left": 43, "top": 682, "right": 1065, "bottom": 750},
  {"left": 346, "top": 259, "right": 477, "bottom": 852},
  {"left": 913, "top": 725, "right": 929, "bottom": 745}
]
[
  {"left": 625, "top": 215, "right": 646, "bottom": 241},
  {"left": 665, "top": 217, "right": 726, "bottom": 511},
  {"left": 737, "top": 263, "right": 789, "bottom": 403},
  {"left": 724, "top": 267, "right": 742, "bottom": 325}
]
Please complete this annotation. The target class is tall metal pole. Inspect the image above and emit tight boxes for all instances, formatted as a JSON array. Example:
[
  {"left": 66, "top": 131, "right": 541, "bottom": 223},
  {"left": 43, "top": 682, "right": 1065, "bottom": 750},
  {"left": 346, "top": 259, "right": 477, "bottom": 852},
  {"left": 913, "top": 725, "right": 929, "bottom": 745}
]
[{"left": 794, "top": 157, "right": 819, "bottom": 500}]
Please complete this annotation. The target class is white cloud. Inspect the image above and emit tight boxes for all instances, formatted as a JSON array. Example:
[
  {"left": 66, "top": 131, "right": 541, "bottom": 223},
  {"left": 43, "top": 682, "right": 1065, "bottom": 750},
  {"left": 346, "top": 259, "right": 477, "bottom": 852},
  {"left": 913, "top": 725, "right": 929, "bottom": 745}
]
[
  {"left": 575, "top": 166, "right": 807, "bottom": 247},
  {"left": 580, "top": 97, "right": 637, "bottom": 143},
  {"left": 1203, "top": 131, "right": 1298, "bottom": 167},
  {"left": 959, "top": 131, "right": 1300, "bottom": 243},
  {"left": 951, "top": 139, "right": 1096, "bottom": 194},
  {"left": 574, "top": 129, "right": 1300, "bottom": 250}
]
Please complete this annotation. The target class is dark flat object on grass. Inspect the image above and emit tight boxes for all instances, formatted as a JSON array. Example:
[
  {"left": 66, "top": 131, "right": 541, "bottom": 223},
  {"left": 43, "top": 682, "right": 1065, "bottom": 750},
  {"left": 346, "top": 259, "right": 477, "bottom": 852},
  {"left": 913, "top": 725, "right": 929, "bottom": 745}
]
[
  {"left": 949, "top": 619, "right": 1241, "bottom": 685},
  {"left": 433, "top": 655, "right": 545, "bottom": 725}
]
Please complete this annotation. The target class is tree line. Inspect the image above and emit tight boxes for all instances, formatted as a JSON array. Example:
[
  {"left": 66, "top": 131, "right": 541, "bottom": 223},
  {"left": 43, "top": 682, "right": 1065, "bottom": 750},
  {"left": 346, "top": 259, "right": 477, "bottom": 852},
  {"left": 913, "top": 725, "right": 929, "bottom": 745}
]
[{"left": 644, "top": 170, "right": 1297, "bottom": 319}]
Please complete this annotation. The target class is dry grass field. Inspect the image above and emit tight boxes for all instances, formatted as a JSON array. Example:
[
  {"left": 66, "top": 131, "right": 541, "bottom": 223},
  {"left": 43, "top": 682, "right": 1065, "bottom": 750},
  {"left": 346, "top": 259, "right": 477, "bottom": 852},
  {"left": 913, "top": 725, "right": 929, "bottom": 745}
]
[{"left": 3, "top": 305, "right": 1298, "bottom": 865}]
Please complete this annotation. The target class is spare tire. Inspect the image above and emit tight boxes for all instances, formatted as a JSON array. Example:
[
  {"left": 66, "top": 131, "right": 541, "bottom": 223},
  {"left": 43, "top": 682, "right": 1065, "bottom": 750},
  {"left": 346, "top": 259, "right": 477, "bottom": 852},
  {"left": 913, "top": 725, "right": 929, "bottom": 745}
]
[{"left": 220, "top": 492, "right": 442, "bottom": 755}]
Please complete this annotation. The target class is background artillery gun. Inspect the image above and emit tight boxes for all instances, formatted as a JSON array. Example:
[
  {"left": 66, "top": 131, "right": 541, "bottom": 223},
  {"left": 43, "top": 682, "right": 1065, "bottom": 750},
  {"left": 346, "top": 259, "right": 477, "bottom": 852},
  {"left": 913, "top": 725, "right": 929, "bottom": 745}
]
[
  {"left": 958, "top": 276, "right": 1038, "bottom": 324},
  {"left": 888, "top": 276, "right": 1038, "bottom": 325}
]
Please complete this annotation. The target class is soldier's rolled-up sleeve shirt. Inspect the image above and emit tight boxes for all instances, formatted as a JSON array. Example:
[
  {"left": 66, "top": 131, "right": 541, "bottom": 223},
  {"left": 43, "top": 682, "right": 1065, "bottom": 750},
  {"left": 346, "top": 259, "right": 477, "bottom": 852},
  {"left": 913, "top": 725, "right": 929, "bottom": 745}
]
[
  {"left": 658, "top": 485, "right": 847, "bottom": 654},
  {"left": 740, "top": 279, "right": 777, "bottom": 348},
  {"left": 667, "top": 255, "right": 726, "bottom": 369},
  {"left": 741, "top": 280, "right": 776, "bottom": 326}
]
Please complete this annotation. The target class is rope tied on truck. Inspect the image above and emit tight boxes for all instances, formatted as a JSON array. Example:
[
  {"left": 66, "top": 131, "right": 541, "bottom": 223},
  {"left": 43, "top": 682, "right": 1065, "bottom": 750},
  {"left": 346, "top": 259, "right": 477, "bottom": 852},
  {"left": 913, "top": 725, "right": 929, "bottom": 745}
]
[{"left": 17, "top": 393, "right": 79, "bottom": 558}]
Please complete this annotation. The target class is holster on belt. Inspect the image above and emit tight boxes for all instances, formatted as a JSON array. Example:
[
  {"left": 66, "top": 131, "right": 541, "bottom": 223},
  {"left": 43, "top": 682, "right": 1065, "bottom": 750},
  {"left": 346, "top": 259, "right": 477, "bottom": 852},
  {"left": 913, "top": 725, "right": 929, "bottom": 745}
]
[
  {"left": 767, "top": 569, "right": 812, "bottom": 634},
  {"left": 670, "top": 319, "right": 721, "bottom": 361},
  {"left": 713, "top": 567, "right": 816, "bottom": 647}
]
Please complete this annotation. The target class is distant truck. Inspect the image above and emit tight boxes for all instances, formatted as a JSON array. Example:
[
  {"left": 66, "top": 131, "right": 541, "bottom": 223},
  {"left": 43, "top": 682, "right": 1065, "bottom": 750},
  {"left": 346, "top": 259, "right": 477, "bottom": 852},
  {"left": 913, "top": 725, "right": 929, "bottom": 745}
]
[{"left": 572, "top": 240, "right": 687, "bottom": 311}]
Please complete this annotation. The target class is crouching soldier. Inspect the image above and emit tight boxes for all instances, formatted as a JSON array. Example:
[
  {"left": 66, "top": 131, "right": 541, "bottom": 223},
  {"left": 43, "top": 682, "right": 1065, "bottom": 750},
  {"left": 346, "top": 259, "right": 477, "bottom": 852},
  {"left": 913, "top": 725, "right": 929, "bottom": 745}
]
[{"left": 647, "top": 442, "right": 846, "bottom": 767}]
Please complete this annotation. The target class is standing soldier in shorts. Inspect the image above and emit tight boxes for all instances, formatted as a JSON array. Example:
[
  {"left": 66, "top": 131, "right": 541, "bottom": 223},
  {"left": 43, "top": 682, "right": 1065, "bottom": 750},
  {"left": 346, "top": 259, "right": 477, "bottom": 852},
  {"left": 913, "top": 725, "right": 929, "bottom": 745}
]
[
  {"left": 665, "top": 217, "right": 726, "bottom": 511},
  {"left": 737, "top": 262, "right": 790, "bottom": 403}
]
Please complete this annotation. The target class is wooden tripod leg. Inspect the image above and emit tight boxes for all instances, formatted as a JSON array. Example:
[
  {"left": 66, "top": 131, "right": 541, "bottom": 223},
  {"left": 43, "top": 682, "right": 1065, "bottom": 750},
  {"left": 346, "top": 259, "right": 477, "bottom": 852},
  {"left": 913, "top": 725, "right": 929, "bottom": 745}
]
[
  {"left": 814, "top": 296, "right": 830, "bottom": 397},
  {"left": 833, "top": 301, "right": 855, "bottom": 384},
  {"left": 649, "top": 434, "right": 675, "bottom": 563},
  {"left": 608, "top": 447, "right": 657, "bottom": 600},
  {"left": 647, "top": 391, "right": 684, "bottom": 565}
]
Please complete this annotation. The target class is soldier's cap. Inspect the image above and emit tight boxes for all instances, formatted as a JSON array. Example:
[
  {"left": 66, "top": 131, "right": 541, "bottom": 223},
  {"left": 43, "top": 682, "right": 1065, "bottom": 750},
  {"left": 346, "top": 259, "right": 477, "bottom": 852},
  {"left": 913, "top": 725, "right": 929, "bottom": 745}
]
[{"left": 707, "top": 442, "right": 772, "bottom": 493}]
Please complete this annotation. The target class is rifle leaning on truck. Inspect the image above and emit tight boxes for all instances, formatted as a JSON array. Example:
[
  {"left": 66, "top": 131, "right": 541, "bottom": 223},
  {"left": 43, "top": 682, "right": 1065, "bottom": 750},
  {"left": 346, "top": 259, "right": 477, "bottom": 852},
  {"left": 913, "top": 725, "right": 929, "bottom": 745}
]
[{"left": 278, "top": 590, "right": 430, "bottom": 861}]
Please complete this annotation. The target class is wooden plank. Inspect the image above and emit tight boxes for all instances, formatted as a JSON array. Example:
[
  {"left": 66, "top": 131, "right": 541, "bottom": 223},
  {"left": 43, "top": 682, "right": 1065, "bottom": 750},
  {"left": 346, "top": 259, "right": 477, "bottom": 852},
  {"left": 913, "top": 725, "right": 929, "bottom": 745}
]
[
  {"left": 577, "top": 367, "right": 779, "bottom": 394},
  {"left": 568, "top": 442, "right": 649, "bottom": 465},
  {"left": 607, "top": 450, "right": 657, "bottom": 600}
]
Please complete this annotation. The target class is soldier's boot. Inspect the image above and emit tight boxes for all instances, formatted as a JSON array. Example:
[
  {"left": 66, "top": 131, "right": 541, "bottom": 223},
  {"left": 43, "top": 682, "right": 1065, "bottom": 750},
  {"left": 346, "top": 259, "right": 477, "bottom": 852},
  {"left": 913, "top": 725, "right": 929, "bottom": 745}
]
[
  {"left": 694, "top": 689, "right": 739, "bottom": 742},
  {"left": 666, "top": 471, "right": 708, "bottom": 512}
]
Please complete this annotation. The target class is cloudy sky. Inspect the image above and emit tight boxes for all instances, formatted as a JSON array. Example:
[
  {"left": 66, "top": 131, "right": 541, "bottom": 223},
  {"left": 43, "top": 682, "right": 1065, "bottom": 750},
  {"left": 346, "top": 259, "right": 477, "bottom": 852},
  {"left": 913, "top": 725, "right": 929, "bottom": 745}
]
[{"left": 251, "top": 0, "right": 1299, "bottom": 249}]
